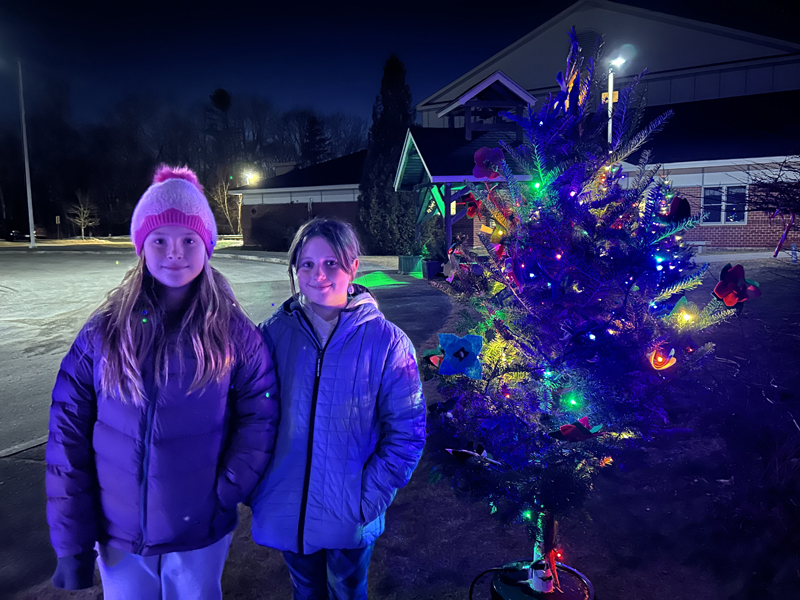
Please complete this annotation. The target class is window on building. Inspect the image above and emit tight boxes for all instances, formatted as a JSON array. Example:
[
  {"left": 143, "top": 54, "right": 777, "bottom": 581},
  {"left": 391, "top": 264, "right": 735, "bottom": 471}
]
[{"left": 702, "top": 185, "right": 747, "bottom": 224}]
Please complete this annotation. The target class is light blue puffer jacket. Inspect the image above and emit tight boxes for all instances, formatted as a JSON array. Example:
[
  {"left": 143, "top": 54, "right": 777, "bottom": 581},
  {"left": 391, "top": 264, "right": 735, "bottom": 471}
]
[{"left": 251, "top": 288, "right": 425, "bottom": 553}]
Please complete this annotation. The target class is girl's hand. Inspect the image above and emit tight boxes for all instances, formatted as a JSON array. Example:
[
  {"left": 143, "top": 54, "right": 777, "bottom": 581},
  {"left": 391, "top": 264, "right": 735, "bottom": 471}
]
[{"left": 52, "top": 550, "right": 96, "bottom": 590}]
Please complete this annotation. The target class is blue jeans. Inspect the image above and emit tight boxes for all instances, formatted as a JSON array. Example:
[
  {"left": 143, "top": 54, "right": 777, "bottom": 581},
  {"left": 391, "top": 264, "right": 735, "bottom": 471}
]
[{"left": 282, "top": 543, "right": 375, "bottom": 600}]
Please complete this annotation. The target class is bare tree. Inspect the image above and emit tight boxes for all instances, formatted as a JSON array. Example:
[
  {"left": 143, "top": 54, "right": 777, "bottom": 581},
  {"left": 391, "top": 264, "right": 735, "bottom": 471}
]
[
  {"left": 747, "top": 156, "right": 800, "bottom": 214},
  {"left": 745, "top": 157, "right": 800, "bottom": 255},
  {"left": 325, "top": 113, "right": 368, "bottom": 158},
  {"left": 276, "top": 109, "right": 315, "bottom": 163},
  {"left": 68, "top": 191, "right": 100, "bottom": 239},
  {"left": 207, "top": 169, "right": 242, "bottom": 235}
]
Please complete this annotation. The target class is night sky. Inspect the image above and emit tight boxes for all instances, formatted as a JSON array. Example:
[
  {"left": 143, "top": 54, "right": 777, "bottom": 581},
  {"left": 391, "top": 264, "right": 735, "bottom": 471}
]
[{"left": 0, "top": 0, "right": 796, "bottom": 126}]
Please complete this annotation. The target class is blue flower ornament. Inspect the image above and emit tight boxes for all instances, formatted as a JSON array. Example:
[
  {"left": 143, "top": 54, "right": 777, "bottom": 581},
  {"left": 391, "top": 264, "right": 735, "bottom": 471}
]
[{"left": 438, "top": 333, "right": 484, "bottom": 379}]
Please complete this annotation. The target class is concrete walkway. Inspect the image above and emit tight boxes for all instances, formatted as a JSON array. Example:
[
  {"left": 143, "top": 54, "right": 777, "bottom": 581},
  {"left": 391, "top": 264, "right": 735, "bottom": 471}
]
[{"left": 703, "top": 251, "right": 795, "bottom": 263}]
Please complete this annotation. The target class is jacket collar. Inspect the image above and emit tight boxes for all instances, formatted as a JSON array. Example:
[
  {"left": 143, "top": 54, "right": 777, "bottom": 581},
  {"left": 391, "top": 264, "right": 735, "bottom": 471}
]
[{"left": 276, "top": 284, "right": 381, "bottom": 329}]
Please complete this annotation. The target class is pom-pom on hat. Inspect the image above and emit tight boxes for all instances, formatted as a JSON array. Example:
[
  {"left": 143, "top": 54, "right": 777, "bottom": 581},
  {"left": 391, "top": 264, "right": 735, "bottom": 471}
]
[{"left": 131, "top": 165, "right": 217, "bottom": 257}]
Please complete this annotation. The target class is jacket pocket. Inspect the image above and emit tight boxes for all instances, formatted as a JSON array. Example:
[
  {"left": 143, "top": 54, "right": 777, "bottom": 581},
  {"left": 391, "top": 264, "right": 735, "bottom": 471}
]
[{"left": 343, "top": 468, "right": 363, "bottom": 524}]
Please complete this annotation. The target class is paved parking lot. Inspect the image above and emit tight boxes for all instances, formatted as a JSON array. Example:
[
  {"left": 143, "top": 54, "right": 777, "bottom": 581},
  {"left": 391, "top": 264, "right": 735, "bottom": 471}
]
[{"left": 0, "top": 252, "right": 292, "bottom": 454}]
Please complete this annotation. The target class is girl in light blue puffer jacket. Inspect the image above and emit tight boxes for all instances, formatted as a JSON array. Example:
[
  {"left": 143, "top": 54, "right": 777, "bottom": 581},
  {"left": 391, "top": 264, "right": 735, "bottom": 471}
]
[{"left": 251, "top": 219, "right": 426, "bottom": 600}]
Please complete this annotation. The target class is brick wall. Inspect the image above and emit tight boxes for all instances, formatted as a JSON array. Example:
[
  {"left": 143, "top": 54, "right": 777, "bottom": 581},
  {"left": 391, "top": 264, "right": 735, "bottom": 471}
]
[
  {"left": 678, "top": 185, "right": 800, "bottom": 249},
  {"left": 452, "top": 214, "right": 486, "bottom": 247}
]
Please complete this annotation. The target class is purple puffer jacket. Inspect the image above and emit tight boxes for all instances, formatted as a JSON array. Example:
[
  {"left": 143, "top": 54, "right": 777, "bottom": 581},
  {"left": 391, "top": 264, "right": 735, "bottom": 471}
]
[{"left": 46, "top": 315, "right": 279, "bottom": 561}]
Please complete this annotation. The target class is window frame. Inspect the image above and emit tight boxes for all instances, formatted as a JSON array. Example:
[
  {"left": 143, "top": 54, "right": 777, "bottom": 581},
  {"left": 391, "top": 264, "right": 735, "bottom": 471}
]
[{"left": 700, "top": 184, "right": 748, "bottom": 226}]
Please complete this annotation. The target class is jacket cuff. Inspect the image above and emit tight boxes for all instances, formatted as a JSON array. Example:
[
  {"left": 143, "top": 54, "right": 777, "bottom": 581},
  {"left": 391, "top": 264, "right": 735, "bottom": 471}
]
[
  {"left": 216, "top": 475, "right": 241, "bottom": 510},
  {"left": 52, "top": 550, "right": 96, "bottom": 590}
]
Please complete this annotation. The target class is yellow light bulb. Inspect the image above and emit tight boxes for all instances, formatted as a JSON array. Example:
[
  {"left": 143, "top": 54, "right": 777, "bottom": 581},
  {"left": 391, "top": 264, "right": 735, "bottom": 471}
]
[{"left": 682, "top": 313, "right": 692, "bottom": 322}]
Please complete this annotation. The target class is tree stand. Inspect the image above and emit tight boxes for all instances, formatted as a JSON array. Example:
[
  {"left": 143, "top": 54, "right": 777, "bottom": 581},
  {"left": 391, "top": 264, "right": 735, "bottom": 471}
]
[
  {"left": 491, "top": 561, "right": 594, "bottom": 599},
  {"left": 488, "top": 512, "right": 593, "bottom": 599}
]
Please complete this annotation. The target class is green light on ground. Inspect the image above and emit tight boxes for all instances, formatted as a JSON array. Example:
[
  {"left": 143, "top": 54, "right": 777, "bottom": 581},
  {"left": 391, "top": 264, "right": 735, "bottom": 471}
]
[
  {"left": 352, "top": 271, "right": 410, "bottom": 288},
  {"left": 409, "top": 268, "right": 423, "bottom": 280}
]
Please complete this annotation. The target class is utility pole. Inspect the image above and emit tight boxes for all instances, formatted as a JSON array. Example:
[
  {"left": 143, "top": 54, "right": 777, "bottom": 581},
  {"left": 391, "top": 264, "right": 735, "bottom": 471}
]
[{"left": 18, "top": 59, "right": 35, "bottom": 248}]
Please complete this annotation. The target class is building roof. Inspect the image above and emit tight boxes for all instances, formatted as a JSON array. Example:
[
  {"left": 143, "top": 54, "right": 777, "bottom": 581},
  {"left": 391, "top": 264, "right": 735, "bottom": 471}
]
[
  {"left": 437, "top": 71, "right": 538, "bottom": 118},
  {"left": 642, "top": 89, "right": 800, "bottom": 164},
  {"left": 234, "top": 150, "right": 366, "bottom": 192},
  {"left": 397, "top": 88, "right": 800, "bottom": 192},
  {"left": 395, "top": 127, "right": 531, "bottom": 191},
  {"left": 417, "top": 0, "right": 800, "bottom": 113}
]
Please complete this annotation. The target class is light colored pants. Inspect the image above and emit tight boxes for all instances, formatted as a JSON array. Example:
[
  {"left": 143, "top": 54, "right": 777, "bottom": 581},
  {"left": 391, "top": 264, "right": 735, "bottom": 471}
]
[{"left": 96, "top": 533, "right": 233, "bottom": 600}]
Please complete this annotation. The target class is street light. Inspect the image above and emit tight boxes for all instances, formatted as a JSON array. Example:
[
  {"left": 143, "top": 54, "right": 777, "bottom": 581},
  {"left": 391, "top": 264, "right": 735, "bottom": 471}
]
[
  {"left": 243, "top": 171, "right": 260, "bottom": 186},
  {"left": 15, "top": 60, "right": 36, "bottom": 248},
  {"left": 608, "top": 56, "right": 626, "bottom": 148}
]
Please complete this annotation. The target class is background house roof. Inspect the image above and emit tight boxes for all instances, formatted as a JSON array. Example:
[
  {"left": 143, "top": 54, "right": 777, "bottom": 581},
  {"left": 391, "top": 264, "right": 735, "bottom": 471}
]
[
  {"left": 396, "top": 127, "right": 531, "bottom": 190},
  {"left": 400, "top": 87, "right": 800, "bottom": 192},
  {"left": 417, "top": 0, "right": 800, "bottom": 112},
  {"left": 437, "top": 71, "right": 538, "bottom": 118},
  {"left": 641, "top": 89, "right": 800, "bottom": 163},
  {"left": 234, "top": 150, "right": 366, "bottom": 191}
]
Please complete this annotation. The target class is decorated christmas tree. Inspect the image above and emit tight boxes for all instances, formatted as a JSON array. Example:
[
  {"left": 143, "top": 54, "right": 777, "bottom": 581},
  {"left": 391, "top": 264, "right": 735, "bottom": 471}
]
[{"left": 423, "top": 30, "right": 761, "bottom": 594}]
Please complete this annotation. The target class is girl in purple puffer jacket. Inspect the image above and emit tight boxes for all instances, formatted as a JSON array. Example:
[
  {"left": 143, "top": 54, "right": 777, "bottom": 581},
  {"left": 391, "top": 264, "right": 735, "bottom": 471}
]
[{"left": 46, "top": 166, "right": 279, "bottom": 599}]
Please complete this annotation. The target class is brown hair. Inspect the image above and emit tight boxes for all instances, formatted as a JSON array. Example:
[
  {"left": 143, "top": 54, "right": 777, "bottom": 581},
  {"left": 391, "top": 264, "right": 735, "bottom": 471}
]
[
  {"left": 91, "top": 257, "right": 248, "bottom": 406},
  {"left": 287, "top": 218, "right": 361, "bottom": 297}
]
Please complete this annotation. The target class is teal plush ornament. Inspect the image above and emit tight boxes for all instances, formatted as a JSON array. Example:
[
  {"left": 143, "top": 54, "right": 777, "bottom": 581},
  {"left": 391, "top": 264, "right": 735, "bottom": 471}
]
[{"left": 438, "top": 333, "right": 483, "bottom": 379}]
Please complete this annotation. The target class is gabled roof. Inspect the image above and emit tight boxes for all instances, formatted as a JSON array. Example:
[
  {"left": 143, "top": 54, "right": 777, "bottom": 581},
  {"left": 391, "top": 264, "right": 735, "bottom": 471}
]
[
  {"left": 437, "top": 71, "right": 537, "bottom": 118},
  {"left": 418, "top": 0, "right": 800, "bottom": 112},
  {"left": 395, "top": 127, "right": 529, "bottom": 191},
  {"left": 641, "top": 89, "right": 800, "bottom": 163},
  {"left": 233, "top": 150, "right": 366, "bottom": 192}
]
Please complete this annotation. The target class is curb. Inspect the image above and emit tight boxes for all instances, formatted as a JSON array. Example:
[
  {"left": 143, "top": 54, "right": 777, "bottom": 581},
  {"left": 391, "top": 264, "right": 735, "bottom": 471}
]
[
  {"left": 212, "top": 253, "right": 289, "bottom": 265},
  {"left": 0, "top": 249, "right": 135, "bottom": 255},
  {"left": 0, "top": 248, "right": 292, "bottom": 265},
  {"left": 0, "top": 435, "right": 48, "bottom": 458}
]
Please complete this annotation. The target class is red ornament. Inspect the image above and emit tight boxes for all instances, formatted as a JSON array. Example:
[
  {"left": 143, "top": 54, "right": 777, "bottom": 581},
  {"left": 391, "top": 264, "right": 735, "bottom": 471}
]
[
  {"left": 490, "top": 243, "right": 506, "bottom": 260},
  {"left": 663, "top": 196, "right": 691, "bottom": 222},
  {"left": 712, "top": 263, "right": 762, "bottom": 307},
  {"left": 473, "top": 147, "right": 504, "bottom": 179},
  {"left": 548, "top": 416, "right": 604, "bottom": 442}
]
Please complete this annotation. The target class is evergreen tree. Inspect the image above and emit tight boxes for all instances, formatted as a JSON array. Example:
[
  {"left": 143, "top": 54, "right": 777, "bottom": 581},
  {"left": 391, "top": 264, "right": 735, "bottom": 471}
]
[
  {"left": 422, "top": 30, "right": 760, "bottom": 592},
  {"left": 299, "top": 115, "right": 330, "bottom": 168},
  {"left": 358, "top": 55, "right": 416, "bottom": 255}
]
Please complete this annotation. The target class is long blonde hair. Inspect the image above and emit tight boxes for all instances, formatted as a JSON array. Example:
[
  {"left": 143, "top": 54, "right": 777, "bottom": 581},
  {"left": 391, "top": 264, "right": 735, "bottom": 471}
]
[{"left": 91, "top": 257, "right": 247, "bottom": 406}]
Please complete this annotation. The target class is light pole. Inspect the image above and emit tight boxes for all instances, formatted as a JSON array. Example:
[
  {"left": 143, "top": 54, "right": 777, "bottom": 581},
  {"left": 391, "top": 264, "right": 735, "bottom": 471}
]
[
  {"left": 17, "top": 59, "right": 36, "bottom": 248},
  {"left": 608, "top": 57, "right": 626, "bottom": 148}
]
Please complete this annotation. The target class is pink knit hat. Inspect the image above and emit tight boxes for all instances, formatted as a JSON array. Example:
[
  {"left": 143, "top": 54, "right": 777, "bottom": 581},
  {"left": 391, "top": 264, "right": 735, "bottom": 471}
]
[{"left": 131, "top": 165, "right": 217, "bottom": 257}]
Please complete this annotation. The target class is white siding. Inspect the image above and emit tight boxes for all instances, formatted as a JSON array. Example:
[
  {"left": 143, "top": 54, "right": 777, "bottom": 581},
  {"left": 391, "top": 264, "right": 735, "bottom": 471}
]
[
  {"left": 262, "top": 193, "right": 292, "bottom": 205},
  {"left": 319, "top": 189, "right": 357, "bottom": 203},
  {"left": 239, "top": 186, "right": 358, "bottom": 205},
  {"left": 292, "top": 191, "right": 322, "bottom": 204}
]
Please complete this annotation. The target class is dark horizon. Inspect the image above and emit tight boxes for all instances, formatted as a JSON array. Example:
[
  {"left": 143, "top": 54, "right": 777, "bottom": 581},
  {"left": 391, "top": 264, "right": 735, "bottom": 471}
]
[{"left": 1, "top": 0, "right": 797, "bottom": 128}]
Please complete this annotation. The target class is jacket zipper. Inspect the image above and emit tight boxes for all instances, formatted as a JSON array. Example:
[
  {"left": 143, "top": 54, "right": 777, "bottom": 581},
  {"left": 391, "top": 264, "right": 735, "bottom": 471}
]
[
  {"left": 296, "top": 310, "right": 340, "bottom": 553},
  {"left": 136, "top": 366, "right": 158, "bottom": 554}
]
